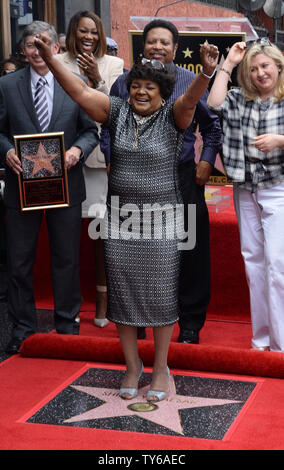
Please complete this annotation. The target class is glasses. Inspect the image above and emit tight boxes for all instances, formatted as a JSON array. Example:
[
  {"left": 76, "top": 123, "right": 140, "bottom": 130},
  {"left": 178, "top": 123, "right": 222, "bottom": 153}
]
[
  {"left": 24, "top": 42, "right": 38, "bottom": 51},
  {"left": 141, "top": 58, "right": 165, "bottom": 70},
  {"left": 246, "top": 37, "right": 272, "bottom": 50}
]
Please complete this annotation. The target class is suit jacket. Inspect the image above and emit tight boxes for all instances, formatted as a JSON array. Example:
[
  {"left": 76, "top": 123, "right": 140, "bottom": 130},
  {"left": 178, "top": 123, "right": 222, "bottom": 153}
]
[
  {"left": 0, "top": 65, "right": 99, "bottom": 208},
  {"left": 55, "top": 52, "right": 124, "bottom": 168}
]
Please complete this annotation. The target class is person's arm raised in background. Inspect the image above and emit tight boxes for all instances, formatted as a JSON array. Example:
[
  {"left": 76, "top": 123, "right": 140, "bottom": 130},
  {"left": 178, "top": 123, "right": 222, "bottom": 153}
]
[
  {"left": 174, "top": 42, "right": 219, "bottom": 129},
  {"left": 35, "top": 33, "right": 110, "bottom": 124}
]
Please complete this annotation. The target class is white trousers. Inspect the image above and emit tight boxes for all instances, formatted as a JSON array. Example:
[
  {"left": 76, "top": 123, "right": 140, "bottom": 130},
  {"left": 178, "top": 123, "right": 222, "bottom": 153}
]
[{"left": 234, "top": 182, "right": 284, "bottom": 352}]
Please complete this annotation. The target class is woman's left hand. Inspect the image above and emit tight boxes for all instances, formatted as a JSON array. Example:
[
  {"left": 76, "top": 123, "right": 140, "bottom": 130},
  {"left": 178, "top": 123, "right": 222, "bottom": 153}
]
[
  {"left": 250, "top": 134, "right": 284, "bottom": 153},
  {"left": 76, "top": 53, "right": 102, "bottom": 86},
  {"left": 200, "top": 42, "right": 219, "bottom": 77}
]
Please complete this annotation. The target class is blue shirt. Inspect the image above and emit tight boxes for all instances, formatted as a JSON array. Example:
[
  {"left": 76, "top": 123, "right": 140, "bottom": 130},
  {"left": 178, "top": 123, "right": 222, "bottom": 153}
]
[{"left": 100, "top": 65, "right": 222, "bottom": 165}]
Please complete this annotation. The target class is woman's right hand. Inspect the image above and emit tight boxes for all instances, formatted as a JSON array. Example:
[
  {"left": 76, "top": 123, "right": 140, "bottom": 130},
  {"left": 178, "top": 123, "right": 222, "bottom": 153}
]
[
  {"left": 76, "top": 53, "right": 102, "bottom": 87},
  {"left": 226, "top": 41, "right": 247, "bottom": 68},
  {"left": 34, "top": 33, "right": 54, "bottom": 63},
  {"left": 207, "top": 42, "right": 246, "bottom": 109}
]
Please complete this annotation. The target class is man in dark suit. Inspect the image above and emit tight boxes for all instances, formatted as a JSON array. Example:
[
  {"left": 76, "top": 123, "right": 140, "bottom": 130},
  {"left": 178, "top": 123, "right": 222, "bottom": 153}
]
[{"left": 0, "top": 21, "right": 99, "bottom": 354}]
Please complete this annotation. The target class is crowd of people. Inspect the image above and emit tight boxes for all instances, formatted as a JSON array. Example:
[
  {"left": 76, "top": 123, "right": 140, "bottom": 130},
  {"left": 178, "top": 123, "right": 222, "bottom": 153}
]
[{"left": 1, "top": 10, "right": 284, "bottom": 403}]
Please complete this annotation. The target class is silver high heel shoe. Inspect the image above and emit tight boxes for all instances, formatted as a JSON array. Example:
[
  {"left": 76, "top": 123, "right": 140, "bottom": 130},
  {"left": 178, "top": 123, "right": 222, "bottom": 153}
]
[
  {"left": 120, "top": 359, "right": 144, "bottom": 400},
  {"left": 94, "top": 318, "right": 109, "bottom": 328},
  {"left": 146, "top": 366, "right": 170, "bottom": 403}
]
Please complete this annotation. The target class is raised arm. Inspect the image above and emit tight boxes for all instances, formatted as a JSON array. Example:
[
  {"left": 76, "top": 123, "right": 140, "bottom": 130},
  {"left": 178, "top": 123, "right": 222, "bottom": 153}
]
[
  {"left": 173, "top": 42, "right": 219, "bottom": 129},
  {"left": 207, "top": 41, "right": 246, "bottom": 108},
  {"left": 34, "top": 33, "right": 110, "bottom": 124}
]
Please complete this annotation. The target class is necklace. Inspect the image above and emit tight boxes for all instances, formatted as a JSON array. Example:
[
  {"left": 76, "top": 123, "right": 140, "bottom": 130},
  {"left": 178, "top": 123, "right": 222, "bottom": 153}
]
[{"left": 132, "top": 105, "right": 164, "bottom": 148}]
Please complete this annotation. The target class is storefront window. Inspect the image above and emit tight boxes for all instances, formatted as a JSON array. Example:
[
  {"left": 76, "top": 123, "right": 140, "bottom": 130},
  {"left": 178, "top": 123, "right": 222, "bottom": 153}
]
[{"left": 10, "top": 1, "right": 44, "bottom": 56}]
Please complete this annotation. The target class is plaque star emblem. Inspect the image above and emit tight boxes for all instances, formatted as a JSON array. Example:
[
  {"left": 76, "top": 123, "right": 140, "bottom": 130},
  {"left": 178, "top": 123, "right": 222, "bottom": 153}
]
[
  {"left": 64, "top": 374, "right": 241, "bottom": 435},
  {"left": 23, "top": 142, "right": 58, "bottom": 177},
  {"left": 182, "top": 47, "right": 194, "bottom": 58}
]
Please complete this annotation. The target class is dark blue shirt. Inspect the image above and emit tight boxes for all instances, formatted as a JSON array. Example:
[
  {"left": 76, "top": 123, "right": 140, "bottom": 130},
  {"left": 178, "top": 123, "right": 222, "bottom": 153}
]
[{"left": 100, "top": 65, "right": 222, "bottom": 165}]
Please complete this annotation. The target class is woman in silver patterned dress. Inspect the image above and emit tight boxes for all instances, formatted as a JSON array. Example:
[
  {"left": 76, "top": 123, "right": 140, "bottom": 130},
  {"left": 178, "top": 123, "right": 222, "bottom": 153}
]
[{"left": 35, "top": 34, "right": 218, "bottom": 401}]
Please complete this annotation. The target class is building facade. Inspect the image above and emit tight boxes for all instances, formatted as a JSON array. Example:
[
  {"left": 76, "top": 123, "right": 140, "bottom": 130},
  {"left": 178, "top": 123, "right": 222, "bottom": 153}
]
[{"left": 0, "top": 1, "right": 111, "bottom": 61}]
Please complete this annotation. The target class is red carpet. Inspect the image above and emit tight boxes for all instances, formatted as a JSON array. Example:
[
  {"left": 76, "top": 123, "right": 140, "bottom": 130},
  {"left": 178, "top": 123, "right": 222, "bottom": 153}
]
[
  {"left": 2, "top": 190, "right": 284, "bottom": 451},
  {"left": 20, "top": 312, "right": 284, "bottom": 379},
  {"left": 26, "top": 187, "right": 280, "bottom": 379},
  {"left": 21, "top": 187, "right": 284, "bottom": 379},
  {"left": 1, "top": 355, "right": 284, "bottom": 450},
  {"left": 21, "top": 331, "right": 284, "bottom": 379}
]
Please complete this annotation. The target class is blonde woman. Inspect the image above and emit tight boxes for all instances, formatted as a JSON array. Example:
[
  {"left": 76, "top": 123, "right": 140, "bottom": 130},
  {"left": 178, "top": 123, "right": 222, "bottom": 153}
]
[{"left": 208, "top": 39, "right": 284, "bottom": 353}]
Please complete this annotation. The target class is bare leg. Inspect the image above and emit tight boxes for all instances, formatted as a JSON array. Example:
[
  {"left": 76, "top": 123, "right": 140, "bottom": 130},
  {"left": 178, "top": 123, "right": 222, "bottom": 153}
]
[
  {"left": 116, "top": 323, "right": 142, "bottom": 399},
  {"left": 147, "top": 324, "right": 174, "bottom": 401},
  {"left": 94, "top": 238, "right": 107, "bottom": 320}
]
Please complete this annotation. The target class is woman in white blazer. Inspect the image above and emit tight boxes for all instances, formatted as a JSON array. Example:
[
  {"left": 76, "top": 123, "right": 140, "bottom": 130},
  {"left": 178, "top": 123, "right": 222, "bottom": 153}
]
[{"left": 56, "top": 10, "right": 124, "bottom": 328}]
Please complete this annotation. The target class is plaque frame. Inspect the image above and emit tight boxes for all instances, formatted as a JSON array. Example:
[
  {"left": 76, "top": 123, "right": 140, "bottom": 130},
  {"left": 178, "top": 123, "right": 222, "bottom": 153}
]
[{"left": 14, "top": 132, "right": 69, "bottom": 211}]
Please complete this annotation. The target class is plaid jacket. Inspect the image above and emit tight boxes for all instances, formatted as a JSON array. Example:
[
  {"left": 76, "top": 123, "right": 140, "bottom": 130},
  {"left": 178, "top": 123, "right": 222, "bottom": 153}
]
[{"left": 211, "top": 87, "right": 284, "bottom": 191}]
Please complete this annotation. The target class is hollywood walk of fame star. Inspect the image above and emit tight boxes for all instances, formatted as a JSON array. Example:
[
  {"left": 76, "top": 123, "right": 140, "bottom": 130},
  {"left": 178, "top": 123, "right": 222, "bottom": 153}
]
[
  {"left": 23, "top": 142, "right": 58, "bottom": 177},
  {"left": 64, "top": 374, "right": 241, "bottom": 435},
  {"left": 182, "top": 47, "right": 194, "bottom": 59}
]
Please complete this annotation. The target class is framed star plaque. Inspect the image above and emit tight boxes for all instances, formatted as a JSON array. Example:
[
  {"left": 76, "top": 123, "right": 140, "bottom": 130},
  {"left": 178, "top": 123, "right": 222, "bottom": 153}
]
[{"left": 14, "top": 132, "right": 69, "bottom": 211}]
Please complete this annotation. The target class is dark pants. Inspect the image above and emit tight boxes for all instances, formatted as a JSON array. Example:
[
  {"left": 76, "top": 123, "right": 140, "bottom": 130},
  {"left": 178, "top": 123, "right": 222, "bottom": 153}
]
[
  {"left": 5, "top": 204, "right": 82, "bottom": 338},
  {"left": 178, "top": 160, "right": 210, "bottom": 332}
]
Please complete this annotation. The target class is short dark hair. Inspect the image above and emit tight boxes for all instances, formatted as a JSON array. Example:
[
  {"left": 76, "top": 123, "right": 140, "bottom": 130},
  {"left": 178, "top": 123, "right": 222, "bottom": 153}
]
[
  {"left": 143, "top": 19, "right": 179, "bottom": 46},
  {"left": 125, "top": 62, "right": 176, "bottom": 100}
]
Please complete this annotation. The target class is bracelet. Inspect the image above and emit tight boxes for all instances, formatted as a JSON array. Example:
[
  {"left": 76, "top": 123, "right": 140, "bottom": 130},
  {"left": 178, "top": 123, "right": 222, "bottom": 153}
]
[
  {"left": 200, "top": 67, "right": 216, "bottom": 79},
  {"left": 96, "top": 80, "right": 106, "bottom": 88},
  {"left": 96, "top": 285, "right": 107, "bottom": 292},
  {"left": 219, "top": 67, "right": 232, "bottom": 80}
]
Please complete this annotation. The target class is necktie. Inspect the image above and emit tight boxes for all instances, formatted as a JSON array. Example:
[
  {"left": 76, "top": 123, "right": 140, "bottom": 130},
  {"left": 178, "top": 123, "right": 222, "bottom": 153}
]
[{"left": 34, "top": 77, "right": 49, "bottom": 132}]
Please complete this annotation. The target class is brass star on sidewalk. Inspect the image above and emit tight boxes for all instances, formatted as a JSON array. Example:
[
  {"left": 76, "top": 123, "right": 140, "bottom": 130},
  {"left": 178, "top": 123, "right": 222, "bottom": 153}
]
[
  {"left": 23, "top": 142, "right": 58, "bottom": 177},
  {"left": 64, "top": 374, "right": 241, "bottom": 435}
]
